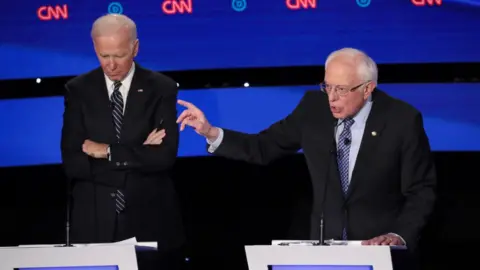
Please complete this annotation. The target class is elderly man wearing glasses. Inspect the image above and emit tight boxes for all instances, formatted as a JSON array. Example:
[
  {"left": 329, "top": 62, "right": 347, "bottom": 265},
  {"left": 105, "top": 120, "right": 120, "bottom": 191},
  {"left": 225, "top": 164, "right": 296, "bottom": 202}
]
[{"left": 174, "top": 48, "right": 436, "bottom": 254}]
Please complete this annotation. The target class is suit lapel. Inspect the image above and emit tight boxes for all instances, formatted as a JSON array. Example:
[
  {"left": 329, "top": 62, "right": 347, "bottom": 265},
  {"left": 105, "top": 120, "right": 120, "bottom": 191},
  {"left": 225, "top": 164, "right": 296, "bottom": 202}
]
[
  {"left": 91, "top": 68, "right": 117, "bottom": 141},
  {"left": 346, "top": 90, "right": 389, "bottom": 198},
  {"left": 121, "top": 64, "right": 151, "bottom": 139}
]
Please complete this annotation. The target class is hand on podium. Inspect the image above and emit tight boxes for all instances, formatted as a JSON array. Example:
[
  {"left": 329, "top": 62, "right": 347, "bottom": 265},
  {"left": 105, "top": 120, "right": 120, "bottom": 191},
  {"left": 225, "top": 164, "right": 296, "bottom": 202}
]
[{"left": 362, "top": 233, "right": 405, "bottom": 246}]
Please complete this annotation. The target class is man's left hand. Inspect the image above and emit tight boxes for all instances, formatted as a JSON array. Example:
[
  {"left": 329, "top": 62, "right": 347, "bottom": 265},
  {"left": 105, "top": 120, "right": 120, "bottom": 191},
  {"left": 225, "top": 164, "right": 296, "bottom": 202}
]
[
  {"left": 82, "top": 139, "right": 109, "bottom": 159},
  {"left": 362, "top": 234, "right": 405, "bottom": 246},
  {"left": 143, "top": 129, "right": 166, "bottom": 145}
]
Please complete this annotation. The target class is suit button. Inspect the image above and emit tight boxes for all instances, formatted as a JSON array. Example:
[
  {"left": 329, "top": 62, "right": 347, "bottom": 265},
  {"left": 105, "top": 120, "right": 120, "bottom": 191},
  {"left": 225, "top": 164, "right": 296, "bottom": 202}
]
[
  {"left": 123, "top": 162, "right": 128, "bottom": 166},
  {"left": 110, "top": 193, "right": 115, "bottom": 198},
  {"left": 116, "top": 162, "right": 120, "bottom": 166}
]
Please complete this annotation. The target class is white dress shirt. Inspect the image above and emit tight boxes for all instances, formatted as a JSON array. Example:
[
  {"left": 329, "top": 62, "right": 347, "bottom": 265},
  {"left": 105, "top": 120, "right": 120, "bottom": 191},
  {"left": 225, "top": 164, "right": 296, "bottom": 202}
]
[{"left": 104, "top": 63, "right": 135, "bottom": 113}]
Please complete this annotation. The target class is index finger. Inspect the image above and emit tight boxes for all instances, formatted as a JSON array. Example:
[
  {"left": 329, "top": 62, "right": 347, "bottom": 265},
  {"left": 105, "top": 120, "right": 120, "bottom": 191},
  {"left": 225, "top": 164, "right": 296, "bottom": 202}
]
[
  {"left": 156, "top": 129, "right": 166, "bottom": 133},
  {"left": 149, "top": 129, "right": 157, "bottom": 136},
  {"left": 177, "top": 99, "right": 198, "bottom": 110}
]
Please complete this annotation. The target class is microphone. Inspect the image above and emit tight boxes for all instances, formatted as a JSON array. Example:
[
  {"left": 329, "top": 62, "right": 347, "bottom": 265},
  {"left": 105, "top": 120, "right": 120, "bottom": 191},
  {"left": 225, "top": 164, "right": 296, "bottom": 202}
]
[
  {"left": 335, "top": 120, "right": 352, "bottom": 146},
  {"left": 318, "top": 139, "right": 337, "bottom": 246}
]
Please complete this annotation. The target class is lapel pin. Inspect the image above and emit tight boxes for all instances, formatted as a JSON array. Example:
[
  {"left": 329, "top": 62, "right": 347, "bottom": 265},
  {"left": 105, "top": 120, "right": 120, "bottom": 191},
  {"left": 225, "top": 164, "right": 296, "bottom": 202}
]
[
  {"left": 371, "top": 131, "right": 377, "bottom": 136},
  {"left": 137, "top": 89, "right": 143, "bottom": 92}
]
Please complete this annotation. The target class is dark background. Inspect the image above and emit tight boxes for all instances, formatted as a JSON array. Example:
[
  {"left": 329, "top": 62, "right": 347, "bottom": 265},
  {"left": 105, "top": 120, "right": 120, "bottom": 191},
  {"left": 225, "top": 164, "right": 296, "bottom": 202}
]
[{"left": 2, "top": 64, "right": 479, "bottom": 269}]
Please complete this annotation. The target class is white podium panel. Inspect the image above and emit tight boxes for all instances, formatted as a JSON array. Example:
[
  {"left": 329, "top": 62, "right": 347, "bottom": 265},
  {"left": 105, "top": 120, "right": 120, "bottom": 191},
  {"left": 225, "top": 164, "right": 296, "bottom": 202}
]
[
  {"left": 0, "top": 245, "right": 138, "bottom": 270},
  {"left": 245, "top": 245, "right": 393, "bottom": 270}
]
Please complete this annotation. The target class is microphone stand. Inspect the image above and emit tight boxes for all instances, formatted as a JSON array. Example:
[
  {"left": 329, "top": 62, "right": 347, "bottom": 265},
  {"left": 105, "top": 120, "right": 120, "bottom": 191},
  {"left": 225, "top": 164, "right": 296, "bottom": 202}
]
[
  {"left": 318, "top": 136, "right": 337, "bottom": 246},
  {"left": 57, "top": 176, "right": 74, "bottom": 247},
  {"left": 319, "top": 214, "right": 326, "bottom": 246}
]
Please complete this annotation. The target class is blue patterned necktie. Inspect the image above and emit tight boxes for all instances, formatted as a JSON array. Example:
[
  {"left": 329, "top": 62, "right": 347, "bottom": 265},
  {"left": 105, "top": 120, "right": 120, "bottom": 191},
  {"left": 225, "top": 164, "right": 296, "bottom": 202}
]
[
  {"left": 111, "top": 81, "right": 123, "bottom": 142},
  {"left": 111, "top": 81, "right": 126, "bottom": 213},
  {"left": 337, "top": 118, "right": 354, "bottom": 239}
]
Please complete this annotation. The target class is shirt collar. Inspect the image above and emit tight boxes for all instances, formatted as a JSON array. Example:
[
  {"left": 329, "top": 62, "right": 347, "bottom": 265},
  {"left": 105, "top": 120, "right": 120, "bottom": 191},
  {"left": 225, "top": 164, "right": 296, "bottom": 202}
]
[{"left": 339, "top": 95, "right": 373, "bottom": 125}]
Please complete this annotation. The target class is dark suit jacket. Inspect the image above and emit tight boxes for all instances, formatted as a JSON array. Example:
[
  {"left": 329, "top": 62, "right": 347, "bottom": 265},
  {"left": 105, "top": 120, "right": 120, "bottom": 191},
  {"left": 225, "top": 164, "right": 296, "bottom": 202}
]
[
  {"left": 212, "top": 89, "right": 436, "bottom": 250},
  {"left": 60, "top": 63, "right": 185, "bottom": 251}
]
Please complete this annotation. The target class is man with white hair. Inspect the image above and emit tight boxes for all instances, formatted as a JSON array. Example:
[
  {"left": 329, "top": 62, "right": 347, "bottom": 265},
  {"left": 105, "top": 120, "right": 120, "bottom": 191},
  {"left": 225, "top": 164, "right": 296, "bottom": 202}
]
[
  {"left": 174, "top": 48, "right": 436, "bottom": 253},
  {"left": 61, "top": 14, "right": 185, "bottom": 269}
]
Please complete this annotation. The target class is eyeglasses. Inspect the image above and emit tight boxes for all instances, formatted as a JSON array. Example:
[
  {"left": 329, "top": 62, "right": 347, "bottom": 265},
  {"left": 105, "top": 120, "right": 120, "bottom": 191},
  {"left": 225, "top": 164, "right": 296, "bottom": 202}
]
[{"left": 320, "top": 81, "right": 371, "bottom": 96}]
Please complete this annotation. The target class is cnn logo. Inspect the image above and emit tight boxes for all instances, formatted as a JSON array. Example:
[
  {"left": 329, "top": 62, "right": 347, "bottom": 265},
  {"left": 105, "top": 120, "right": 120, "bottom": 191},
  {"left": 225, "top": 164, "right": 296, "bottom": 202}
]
[
  {"left": 411, "top": 0, "right": 442, "bottom": 6},
  {"left": 162, "top": 0, "right": 193, "bottom": 15},
  {"left": 286, "top": 0, "right": 316, "bottom": 10},
  {"left": 37, "top": 4, "right": 69, "bottom": 21}
]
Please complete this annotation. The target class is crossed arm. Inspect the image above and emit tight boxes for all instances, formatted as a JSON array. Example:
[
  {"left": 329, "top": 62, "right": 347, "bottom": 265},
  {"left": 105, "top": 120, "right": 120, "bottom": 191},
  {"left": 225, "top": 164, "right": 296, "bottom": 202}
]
[{"left": 60, "top": 84, "right": 178, "bottom": 180}]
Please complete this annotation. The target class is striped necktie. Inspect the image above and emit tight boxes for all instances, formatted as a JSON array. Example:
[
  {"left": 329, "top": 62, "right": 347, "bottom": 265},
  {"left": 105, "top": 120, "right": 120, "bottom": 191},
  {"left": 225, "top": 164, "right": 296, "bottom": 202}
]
[
  {"left": 111, "top": 81, "right": 123, "bottom": 141},
  {"left": 111, "top": 81, "right": 126, "bottom": 213},
  {"left": 337, "top": 118, "right": 354, "bottom": 239}
]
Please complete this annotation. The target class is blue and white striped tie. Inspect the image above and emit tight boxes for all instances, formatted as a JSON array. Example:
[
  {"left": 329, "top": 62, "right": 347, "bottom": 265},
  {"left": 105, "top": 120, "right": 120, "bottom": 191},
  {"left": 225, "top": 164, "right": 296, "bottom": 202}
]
[
  {"left": 111, "top": 81, "right": 126, "bottom": 213},
  {"left": 116, "top": 190, "right": 126, "bottom": 214},
  {"left": 111, "top": 81, "right": 123, "bottom": 142},
  {"left": 337, "top": 118, "right": 354, "bottom": 239}
]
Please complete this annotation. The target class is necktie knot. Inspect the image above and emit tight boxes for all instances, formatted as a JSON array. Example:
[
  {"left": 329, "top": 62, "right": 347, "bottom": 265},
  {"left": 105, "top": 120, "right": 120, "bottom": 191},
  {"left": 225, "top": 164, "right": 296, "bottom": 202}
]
[
  {"left": 343, "top": 118, "right": 355, "bottom": 129},
  {"left": 113, "top": 81, "right": 122, "bottom": 90}
]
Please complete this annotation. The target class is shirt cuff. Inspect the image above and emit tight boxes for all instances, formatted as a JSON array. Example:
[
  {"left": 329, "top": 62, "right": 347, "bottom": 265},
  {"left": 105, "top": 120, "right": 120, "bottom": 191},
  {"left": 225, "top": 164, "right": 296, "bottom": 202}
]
[
  {"left": 206, "top": 128, "right": 224, "bottom": 153},
  {"left": 107, "top": 146, "right": 111, "bottom": 161}
]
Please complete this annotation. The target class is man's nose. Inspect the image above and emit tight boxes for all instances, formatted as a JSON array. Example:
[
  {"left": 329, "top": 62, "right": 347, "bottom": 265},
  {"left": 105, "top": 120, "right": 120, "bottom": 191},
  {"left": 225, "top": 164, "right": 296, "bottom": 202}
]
[
  {"left": 107, "top": 58, "right": 117, "bottom": 70},
  {"left": 328, "top": 90, "right": 339, "bottom": 102}
]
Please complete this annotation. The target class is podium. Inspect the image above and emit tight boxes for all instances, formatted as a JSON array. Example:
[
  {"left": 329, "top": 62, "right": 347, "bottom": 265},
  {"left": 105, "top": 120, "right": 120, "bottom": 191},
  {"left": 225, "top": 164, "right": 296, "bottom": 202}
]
[
  {"left": 0, "top": 244, "right": 141, "bottom": 270},
  {"left": 245, "top": 244, "right": 394, "bottom": 270}
]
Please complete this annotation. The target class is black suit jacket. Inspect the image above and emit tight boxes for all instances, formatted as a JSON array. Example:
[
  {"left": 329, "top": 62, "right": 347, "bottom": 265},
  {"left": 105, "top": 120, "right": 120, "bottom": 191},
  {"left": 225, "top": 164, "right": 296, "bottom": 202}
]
[
  {"left": 212, "top": 89, "right": 436, "bottom": 250},
  {"left": 60, "top": 63, "right": 185, "bottom": 250}
]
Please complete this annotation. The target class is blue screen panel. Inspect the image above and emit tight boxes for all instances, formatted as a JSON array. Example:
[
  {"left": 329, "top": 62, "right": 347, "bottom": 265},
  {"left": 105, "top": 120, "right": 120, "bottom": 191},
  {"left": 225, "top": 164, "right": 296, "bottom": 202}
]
[
  {"left": 271, "top": 265, "right": 372, "bottom": 270},
  {"left": 1, "top": 0, "right": 480, "bottom": 79},
  {"left": 0, "top": 83, "right": 478, "bottom": 167},
  {"left": 18, "top": 266, "right": 118, "bottom": 270}
]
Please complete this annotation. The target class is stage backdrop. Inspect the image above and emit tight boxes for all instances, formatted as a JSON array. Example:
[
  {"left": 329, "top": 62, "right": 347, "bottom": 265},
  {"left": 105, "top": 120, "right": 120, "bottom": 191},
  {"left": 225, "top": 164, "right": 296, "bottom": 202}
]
[
  {"left": 1, "top": 0, "right": 480, "bottom": 79},
  {"left": 0, "top": 83, "right": 479, "bottom": 167}
]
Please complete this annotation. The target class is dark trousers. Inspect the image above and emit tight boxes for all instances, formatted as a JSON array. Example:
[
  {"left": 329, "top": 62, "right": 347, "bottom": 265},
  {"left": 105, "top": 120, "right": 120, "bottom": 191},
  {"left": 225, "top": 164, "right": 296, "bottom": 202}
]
[
  {"left": 136, "top": 248, "right": 186, "bottom": 270},
  {"left": 115, "top": 211, "right": 186, "bottom": 270},
  {"left": 391, "top": 249, "right": 420, "bottom": 270}
]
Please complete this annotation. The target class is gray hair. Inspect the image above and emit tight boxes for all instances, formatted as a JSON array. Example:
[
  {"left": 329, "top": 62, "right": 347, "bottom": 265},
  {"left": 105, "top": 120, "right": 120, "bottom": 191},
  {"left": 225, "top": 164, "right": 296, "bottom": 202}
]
[
  {"left": 325, "top": 48, "right": 378, "bottom": 84},
  {"left": 91, "top": 14, "right": 137, "bottom": 42}
]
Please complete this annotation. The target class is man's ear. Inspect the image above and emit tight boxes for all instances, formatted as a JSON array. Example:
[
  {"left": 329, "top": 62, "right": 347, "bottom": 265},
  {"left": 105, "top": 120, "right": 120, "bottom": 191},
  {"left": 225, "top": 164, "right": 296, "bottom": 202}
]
[
  {"left": 364, "top": 81, "right": 376, "bottom": 99},
  {"left": 133, "top": 39, "right": 139, "bottom": 57}
]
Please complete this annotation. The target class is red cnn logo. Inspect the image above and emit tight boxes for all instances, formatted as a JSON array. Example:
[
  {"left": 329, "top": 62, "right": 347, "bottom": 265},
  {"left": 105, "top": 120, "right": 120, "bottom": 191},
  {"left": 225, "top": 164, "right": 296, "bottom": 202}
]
[
  {"left": 162, "top": 0, "right": 193, "bottom": 15},
  {"left": 37, "top": 4, "right": 69, "bottom": 21},
  {"left": 411, "top": 0, "right": 442, "bottom": 6},
  {"left": 286, "top": 0, "right": 317, "bottom": 10}
]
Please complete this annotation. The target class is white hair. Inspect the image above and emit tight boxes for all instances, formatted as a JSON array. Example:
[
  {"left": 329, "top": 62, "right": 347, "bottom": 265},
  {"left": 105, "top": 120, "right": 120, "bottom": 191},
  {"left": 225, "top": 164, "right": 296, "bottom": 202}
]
[
  {"left": 91, "top": 14, "right": 137, "bottom": 42},
  {"left": 325, "top": 48, "right": 378, "bottom": 84}
]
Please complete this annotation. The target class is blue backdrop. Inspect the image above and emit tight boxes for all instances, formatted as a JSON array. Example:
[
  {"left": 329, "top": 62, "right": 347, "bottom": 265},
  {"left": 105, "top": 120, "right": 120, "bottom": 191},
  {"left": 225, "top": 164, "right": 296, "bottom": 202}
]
[
  {"left": 0, "top": 83, "right": 478, "bottom": 167},
  {"left": 1, "top": 0, "right": 480, "bottom": 79}
]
